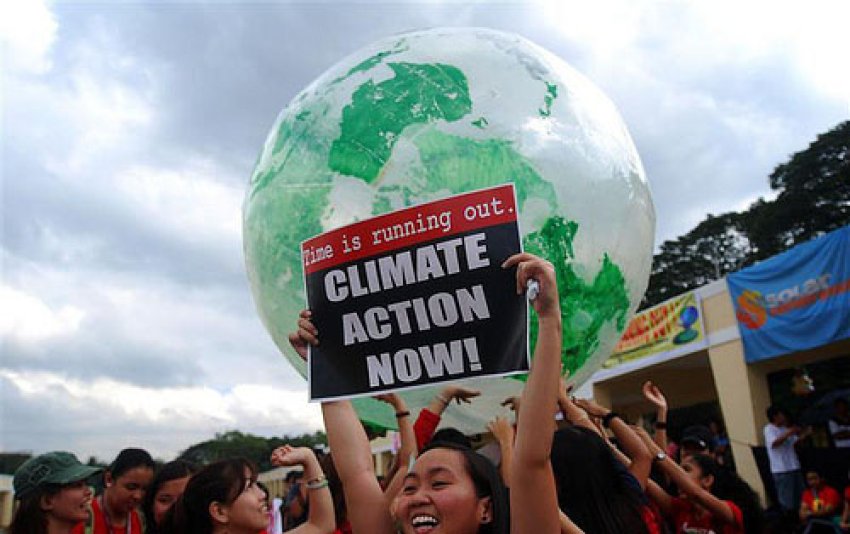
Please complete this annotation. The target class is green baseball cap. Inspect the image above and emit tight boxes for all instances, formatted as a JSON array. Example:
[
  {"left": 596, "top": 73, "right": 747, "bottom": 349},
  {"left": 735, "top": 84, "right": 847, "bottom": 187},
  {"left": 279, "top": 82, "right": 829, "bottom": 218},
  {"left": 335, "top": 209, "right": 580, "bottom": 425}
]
[{"left": 13, "top": 451, "right": 101, "bottom": 499}]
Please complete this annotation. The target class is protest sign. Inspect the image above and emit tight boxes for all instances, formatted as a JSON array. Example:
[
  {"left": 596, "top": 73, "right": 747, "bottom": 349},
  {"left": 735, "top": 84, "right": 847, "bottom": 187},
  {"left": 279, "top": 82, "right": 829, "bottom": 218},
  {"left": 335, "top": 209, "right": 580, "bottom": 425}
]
[{"left": 302, "top": 184, "right": 528, "bottom": 401}]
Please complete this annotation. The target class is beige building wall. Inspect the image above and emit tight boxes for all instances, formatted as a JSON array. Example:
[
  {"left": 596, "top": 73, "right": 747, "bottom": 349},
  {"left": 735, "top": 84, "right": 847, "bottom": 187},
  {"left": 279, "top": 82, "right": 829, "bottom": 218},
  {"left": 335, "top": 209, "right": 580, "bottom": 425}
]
[
  {"left": 702, "top": 286, "right": 769, "bottom": 500},
  {"left": 707, "top": 338, "right": 767, "bottom": 501},
  {"left": 0, "top": 475, "right": 14, "bottom": 529}
]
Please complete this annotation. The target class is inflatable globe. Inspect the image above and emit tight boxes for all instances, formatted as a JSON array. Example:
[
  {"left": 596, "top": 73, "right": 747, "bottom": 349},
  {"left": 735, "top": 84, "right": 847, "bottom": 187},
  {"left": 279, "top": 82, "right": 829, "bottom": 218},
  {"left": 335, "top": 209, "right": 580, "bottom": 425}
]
[{"left": 244, "top": 27, "right": 655, "bottom": 430}]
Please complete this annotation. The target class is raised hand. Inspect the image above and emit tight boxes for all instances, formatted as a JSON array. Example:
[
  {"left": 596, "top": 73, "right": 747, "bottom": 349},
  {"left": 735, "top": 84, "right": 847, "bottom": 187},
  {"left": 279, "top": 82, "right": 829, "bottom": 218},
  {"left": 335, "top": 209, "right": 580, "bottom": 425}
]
[
  {"left": 441, "top": 385, "right": 481, "bottom": 404},
  {"left": 287, "top": 309, "right": 318, "bottom": 362},
  {"left": 487, "top": 416, "right": 515, "bottom": 445},
  {"left": 375, "top": 393, "right": 407, "bottom": 413},
  {"left": 502, "top": 253, "right": 560, "bottom": 319},
  {"left": 271, "top": 445, "right": 313, "bottom": 468},
  {"left": 573, "top": 397, "right": 610, "bottom": 418},
  {"left": 642, "top": 380, "right": 668, "bottom": 411},
  {"left": 501, "top": 395, "right": 521, "bottom": 413}
]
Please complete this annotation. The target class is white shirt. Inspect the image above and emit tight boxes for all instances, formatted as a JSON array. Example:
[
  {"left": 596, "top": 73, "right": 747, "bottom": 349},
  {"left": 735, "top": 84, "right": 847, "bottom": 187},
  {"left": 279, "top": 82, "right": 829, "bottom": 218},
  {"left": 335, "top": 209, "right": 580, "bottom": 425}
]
[
  {"left": 270, "top": 497, "right": 284, "bottom": 534},
  {"left": 764, "top": 423, "right": 800, "bottom": 473},
  {"left": 829, "top": 419, "right": 850, "bottom": 448}
]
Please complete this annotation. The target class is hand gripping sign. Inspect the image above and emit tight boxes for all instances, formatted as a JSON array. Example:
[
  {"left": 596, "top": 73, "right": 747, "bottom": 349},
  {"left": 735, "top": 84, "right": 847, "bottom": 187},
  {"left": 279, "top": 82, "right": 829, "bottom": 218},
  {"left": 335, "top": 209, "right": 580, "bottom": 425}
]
[{"left": 302, "top": 184, "right": 528, "bottom": 401}]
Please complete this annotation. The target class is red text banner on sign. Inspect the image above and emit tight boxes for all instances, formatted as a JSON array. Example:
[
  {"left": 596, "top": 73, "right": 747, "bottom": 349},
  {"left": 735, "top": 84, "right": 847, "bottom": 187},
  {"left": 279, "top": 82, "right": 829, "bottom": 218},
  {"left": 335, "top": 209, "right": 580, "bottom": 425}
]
[{"left": 301, "top": 184, "right": 518, "bottom": 276}]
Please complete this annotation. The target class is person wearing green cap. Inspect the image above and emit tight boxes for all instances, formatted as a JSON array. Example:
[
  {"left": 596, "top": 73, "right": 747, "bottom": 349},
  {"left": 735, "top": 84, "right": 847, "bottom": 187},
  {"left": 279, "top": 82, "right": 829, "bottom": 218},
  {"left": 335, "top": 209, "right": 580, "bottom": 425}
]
[{"left": 10, "top": 451, "right": 102, "bottom": 534}]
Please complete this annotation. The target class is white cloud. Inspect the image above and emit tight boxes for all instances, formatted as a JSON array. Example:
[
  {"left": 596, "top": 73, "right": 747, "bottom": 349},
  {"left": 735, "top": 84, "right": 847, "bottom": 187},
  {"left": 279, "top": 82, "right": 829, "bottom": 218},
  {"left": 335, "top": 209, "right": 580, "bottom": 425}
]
[
  {"left": 113, "top": 161, "right": 243, "bottom": 249},
  {"left": 0, "top": 0, "right": 57, "bottom": 74},
  {"left": 0, "top": 285, "right": 84, "bottom": 343},
  {"left": 1, "top": 369, "right": 322, "bottom": 459}
]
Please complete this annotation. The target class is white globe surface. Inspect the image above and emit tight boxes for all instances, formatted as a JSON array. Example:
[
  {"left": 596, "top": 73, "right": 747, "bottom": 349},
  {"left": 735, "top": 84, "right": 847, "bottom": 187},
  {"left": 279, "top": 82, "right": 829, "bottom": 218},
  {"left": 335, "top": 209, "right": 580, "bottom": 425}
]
[{"left": 243, "top": 27, "right": 655, "bottom": 431}]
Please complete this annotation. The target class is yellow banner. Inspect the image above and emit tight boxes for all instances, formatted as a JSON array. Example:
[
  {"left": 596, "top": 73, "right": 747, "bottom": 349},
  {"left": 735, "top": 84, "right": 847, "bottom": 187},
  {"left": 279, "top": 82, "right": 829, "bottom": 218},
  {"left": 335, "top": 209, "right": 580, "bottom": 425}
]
[{"left": 603, "top": 291, "right": 704, "bottom": 368}]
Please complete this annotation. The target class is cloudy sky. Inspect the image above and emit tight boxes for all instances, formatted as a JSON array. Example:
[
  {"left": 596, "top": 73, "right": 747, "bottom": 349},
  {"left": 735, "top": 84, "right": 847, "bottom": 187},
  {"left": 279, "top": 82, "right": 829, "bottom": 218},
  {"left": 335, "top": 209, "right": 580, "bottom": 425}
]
[{"left": 2, "top": 0, "right": 848, "bottom": 461}]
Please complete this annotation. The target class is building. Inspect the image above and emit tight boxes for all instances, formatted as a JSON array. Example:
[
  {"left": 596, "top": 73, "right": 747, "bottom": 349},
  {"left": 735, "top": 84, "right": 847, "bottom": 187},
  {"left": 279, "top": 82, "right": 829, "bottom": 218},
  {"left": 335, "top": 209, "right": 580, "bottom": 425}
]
[{"left": 588, "top": 225, "right": 850, "bottom": 503}]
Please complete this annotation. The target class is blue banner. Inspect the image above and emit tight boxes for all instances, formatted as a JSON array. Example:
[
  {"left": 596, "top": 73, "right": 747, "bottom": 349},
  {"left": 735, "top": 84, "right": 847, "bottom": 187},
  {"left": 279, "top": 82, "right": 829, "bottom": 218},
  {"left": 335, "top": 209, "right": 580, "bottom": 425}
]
[{"left": 727, "top": 225, "right": 850, "bottom": 363}]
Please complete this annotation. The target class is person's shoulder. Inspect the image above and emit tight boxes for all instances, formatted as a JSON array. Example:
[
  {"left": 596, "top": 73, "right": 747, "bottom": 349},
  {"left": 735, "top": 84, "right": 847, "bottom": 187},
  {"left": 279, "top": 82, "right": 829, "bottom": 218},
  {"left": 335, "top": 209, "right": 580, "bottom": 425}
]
[{"left": 823, "top": 485, "right": 841, "bottom": 499}]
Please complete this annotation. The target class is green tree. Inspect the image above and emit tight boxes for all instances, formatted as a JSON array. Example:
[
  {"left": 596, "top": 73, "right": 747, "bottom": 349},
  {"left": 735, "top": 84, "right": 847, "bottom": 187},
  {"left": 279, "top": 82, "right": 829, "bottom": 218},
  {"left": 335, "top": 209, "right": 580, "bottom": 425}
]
[
  {"left": 642, "top": 212, "right": 753, "bottom": 308},
  {"left": 178, "top": 430, "right": 327, "bottom": 471},
  {"left": 0, "top": 453, "right": 32, "bottom": 475},
  {"left": 642, "top": 120, "right": 848, "bottom": 308},
  {"left": 747, "top": 120, "right": 850, "bottom": 260}
]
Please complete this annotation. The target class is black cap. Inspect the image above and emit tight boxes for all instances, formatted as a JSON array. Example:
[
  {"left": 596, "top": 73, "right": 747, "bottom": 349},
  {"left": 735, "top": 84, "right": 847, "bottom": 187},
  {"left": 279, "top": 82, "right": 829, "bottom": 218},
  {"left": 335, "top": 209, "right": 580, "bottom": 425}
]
[{"left": 681, "top": 425, "right": 713, "bottom": 450}]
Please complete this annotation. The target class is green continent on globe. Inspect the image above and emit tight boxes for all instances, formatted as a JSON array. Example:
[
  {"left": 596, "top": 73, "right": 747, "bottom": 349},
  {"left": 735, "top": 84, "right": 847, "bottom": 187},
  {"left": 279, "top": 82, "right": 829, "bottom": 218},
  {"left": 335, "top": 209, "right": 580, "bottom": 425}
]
[
  {"left": 523, "top": 216, "right": 630, "bottom": 376},
  {"left": 539, "top": 81, "right": 558, "bottom": 117},
  {"left": 411, "top": 129, "right": 558, "bottom": 210},
  {"left": 328, "top": 62, "right": 473, "bottom": 182},
  {"left": 368, "top": 128, "right": 560, "bottom": 215}
]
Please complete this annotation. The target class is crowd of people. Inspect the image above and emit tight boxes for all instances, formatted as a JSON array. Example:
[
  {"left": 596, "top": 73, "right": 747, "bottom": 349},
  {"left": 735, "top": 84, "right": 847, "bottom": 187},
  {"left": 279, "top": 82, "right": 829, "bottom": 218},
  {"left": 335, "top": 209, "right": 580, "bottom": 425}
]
[{"left": 9, "top": 253, "right": 850, "bottom": 534}]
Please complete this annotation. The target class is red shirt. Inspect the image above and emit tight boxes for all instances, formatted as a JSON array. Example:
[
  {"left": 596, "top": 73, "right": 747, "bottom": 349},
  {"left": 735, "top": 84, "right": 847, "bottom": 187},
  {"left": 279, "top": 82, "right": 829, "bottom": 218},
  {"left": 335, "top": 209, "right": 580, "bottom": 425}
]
[
  {"left": 71, "top": 497, "right": 144, "bottom": 534},
  {"left": 413, "top": 408, "right": 441, "bottom": 450},
  {"left": 802, "top": 485, "right": 841, "bottom": 515},
  {"left": 669, "top": 496, "right": 744, "bottom": 534}
]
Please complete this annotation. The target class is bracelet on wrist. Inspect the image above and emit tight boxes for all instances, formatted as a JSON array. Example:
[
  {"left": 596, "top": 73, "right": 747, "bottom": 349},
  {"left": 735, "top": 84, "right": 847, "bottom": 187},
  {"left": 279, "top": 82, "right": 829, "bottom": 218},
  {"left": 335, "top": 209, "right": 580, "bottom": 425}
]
[
  {"left": 305, "top": 475, "right": 328, "bottom": 490},
  {"left": 307, "top": 479, "right": 329, "bottom": 490},
  {"left": 654, "top": 421, "right": 667, "bottom": 430},
  {"left": 395, "top": 410, "right": 411, "bottom": 418},
  {"left": 601, "top": 412, "right": 620, "bottom": 428}
]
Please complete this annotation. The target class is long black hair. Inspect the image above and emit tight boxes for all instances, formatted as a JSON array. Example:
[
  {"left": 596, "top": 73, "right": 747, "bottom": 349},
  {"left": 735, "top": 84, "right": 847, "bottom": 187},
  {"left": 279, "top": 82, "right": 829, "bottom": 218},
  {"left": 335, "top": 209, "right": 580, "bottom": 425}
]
[
  {"left": 161, "top": 458, "right": 257, "bottom": 534},
  {"left": 142, "top": 459, "right": 197, "bottom": 533},
  {"left": 420, "top": 441, "right": 509, "bottom": 534},
  {"left": 688, "top": 454, "right": 764, "bottom": 533},
  {"left": 550, "top": 426, "right": 649, "bottom": 534},
  {"left": 9, "top": 485, "right": 62, "bottom": 534}
]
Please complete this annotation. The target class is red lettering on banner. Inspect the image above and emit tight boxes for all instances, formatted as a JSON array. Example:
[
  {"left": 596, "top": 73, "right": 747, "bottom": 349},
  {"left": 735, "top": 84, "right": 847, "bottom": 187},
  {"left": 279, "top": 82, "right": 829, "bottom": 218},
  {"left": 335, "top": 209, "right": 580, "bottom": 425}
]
[{"left": 769, "top": 278, "right": 850, "bottom": 317}]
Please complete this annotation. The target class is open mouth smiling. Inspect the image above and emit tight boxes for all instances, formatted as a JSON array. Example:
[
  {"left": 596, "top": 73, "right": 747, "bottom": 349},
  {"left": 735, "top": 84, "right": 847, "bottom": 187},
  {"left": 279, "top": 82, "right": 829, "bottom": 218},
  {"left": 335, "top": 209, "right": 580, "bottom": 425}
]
[{"left": 411, "top": 514, "right": 439, "bottom": 533}]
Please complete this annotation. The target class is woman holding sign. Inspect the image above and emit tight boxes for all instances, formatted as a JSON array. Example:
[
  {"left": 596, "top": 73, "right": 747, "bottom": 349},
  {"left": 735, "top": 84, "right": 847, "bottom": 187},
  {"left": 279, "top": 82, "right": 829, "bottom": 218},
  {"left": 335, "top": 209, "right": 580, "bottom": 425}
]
[{"left": 289, "top": 252, "right": 572, "bottom": 534}]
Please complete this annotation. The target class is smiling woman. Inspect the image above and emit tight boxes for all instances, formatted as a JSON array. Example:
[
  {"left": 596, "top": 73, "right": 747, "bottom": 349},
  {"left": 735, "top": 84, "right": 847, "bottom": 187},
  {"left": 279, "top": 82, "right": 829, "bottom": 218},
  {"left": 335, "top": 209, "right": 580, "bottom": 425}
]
[
  {"left": 396, "top": 441, "right": 509, "bottom": 534},
  {"left": 10, "top": 451, "right": 102, "bottom": 534},
  {"left": 161, "top": 450, "right": 334, "bottom": 534}
]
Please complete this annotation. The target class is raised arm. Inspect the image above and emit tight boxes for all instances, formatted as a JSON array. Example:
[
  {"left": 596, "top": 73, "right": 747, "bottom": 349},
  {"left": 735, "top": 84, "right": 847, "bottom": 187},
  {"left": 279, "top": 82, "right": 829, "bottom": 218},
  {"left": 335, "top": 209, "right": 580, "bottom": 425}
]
[
  {"left": 642, "top": 381, "right": 669, "bottom": 451},
  {"left": 375, "top": 393, "right": 418, "bottom": 499},
  {"left": 413, "top": 385, "right": 481, "bottom": 450},
  {"left": 574, "top": 398, "right": 652, "bottom": 489},
  {"left": 769, "top": 425, "right": 800, "bottom": 448},
  {"left": 289, "top": 310, "right": 395, "bottom": 534},
  {"left": 633, "top": 425, "right": 737, "bottom": 525},
  {"left": 504, "top": 253, "right": 563, "bottom": 534},
  {"left": 271, "top": 446, "right": 335, "bottom": 534},
  {"left": 487, "top": 416, "right": 515, "bottom": 488},
  {"left": 425, "top": 384, "right": 481, "bottom": 415},
  {"left": 557, "top": 378, "right": 602, "bottom": 437}
]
